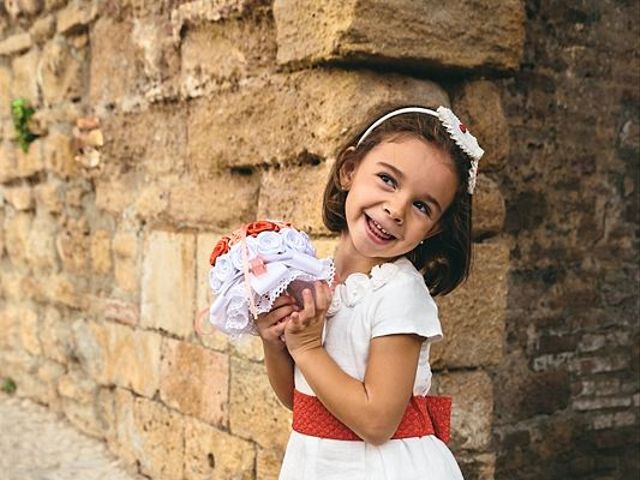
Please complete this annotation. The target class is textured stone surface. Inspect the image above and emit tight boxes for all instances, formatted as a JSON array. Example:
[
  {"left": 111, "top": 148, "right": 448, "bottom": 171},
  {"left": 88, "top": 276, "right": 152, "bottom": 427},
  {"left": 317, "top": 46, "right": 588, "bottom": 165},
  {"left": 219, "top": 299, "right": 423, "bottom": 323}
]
[
  {"left": 431, "top": 240, "right": 509, "bottom": 369},
  {"left": 257, "top": 447, "right": 286, "bottom": 480},
  {"left": 431, "top": 370, "right": 494, "bottom": 451},
  {"left": 229, "top": 356, "right": 292, "bottom": 449},
  {"left": 473, "top": 174, "right": 506, "bottom": 238},
  {"left": 39, "top": 37, "right": 87, "bottom": 105},
  {"left": 188, "top": 69, "right": 448, "bottom": 171},
  {"left": 274, "top": 0, "right": 525, "bottom": 71},
  {"left": 160, "top": 339, "right": 229, "bottom": 427},
  {"left": 184, "top": 415, "right": 255, "bottom": 480},
  {"left": 140, "top": 231, "right": 196, "bottom": 337}
]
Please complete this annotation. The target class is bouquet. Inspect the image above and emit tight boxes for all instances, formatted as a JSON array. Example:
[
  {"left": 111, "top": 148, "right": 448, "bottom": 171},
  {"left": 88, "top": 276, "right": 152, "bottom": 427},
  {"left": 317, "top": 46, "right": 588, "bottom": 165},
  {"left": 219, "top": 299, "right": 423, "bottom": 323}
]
[{"left": 207, "top": 219, "right": 335, "bottom": 337}]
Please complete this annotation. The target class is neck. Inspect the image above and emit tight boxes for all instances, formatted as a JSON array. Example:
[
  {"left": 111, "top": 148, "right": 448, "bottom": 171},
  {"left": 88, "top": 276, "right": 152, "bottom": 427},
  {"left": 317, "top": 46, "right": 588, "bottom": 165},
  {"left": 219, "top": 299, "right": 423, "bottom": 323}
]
[{"left": 333, "top": 230, "right": 395, "bottom": 283}]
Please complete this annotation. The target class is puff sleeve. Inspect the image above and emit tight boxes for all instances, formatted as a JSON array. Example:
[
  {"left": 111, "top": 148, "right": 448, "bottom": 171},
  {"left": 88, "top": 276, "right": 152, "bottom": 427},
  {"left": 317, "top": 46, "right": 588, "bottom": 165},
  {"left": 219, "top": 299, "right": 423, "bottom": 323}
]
[{"left": 369, "top": 272, "right": 443, "bottom": 343}]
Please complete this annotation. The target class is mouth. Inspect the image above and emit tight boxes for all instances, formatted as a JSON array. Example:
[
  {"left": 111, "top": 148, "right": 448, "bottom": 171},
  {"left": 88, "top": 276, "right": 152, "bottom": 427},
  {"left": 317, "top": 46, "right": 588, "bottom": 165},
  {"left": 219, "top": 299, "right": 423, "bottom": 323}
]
[{"left": 364, "top": 214, "right": 396, "bottom": 244}]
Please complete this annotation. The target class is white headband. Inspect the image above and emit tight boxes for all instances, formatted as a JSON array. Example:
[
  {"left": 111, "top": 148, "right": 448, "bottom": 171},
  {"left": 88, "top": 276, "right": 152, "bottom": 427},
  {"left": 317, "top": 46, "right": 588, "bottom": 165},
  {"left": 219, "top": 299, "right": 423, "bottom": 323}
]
[{"left": 356, "top": 106, "right": 484, "bottom": 194}]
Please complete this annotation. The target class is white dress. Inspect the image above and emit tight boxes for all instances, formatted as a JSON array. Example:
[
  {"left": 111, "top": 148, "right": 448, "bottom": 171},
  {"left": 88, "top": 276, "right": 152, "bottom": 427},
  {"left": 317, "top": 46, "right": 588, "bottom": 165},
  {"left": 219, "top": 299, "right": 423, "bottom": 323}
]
[{"left": 279, "top": 256, "right": 464, "bottom": 480}]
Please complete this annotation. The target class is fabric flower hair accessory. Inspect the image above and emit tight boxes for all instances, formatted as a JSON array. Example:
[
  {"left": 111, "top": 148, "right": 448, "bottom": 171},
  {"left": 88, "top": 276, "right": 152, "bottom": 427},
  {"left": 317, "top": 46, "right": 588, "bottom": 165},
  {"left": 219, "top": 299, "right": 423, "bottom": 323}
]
[{"left": 204, "top": 219, "right": 335, "bottom": 337}]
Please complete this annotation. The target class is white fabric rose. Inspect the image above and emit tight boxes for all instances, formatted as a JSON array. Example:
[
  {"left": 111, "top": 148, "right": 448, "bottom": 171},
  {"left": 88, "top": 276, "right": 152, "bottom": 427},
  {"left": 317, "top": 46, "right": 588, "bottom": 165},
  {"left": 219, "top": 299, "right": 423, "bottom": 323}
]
[
  {"left": 229, "top": 239, "right": 258, "bottom": 271},
  {"left": 281, "top": 227, "right": 308, "bottom": 254},
  {"left": 256, "top": 231, "right": 284, "bottom": 256},
  {"left": 213, "top": 255, "right": 235, "bottom": 283},
  {"left": 209, "top": 267, "right": 223, "bottom": 294}
]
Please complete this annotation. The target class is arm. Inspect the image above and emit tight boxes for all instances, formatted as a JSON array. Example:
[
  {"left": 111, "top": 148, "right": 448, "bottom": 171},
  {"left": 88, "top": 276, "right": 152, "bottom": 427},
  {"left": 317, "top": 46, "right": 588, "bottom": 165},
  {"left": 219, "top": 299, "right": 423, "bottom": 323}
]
[
  {"left": 294, "top": 334, "right": 422, "bottom": 445},
  {"left": 263, "top": 340, "right": 295, "bottom": 410},
  {"left": 255, "top": 294, "right": 299, "bottom": 410},
  {"left": 284, "top": 281, "right": 423, "bottom": 445}
]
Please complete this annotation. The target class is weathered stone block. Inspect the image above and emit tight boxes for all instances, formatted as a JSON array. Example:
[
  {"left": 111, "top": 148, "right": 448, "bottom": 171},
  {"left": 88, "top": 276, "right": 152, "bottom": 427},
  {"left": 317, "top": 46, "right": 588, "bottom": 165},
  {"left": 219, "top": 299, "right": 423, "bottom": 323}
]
[
  {"left": 4, "top": 211, "right": 32, "bottom": 266},
  {"left": 431, "top": 240, "right": 509, "bottom": 368},
  {"left": 0, "top": 66, "right": 11, "bottom": 119},
  {"left": 431, "top": 370, "right": 493, "bottom": 451},
  {"left": 11, "top": 48, "right": 40, "bottom": 104},
  {"left": 3, "top": 185, "right": 34, "bottom": 210},
  {"left": 184, "top": 414, "right": 255, "bottom": 480},
  {"left": 94, "top": 174, "right": 136, "bottom": 215},
  {"left": 312, "top": 237, "right": 339, "bottom": 259},
  {"left": 56, "top": 219, "right": 90, "bottom": 273},
  {"left": 0, "top": 305, "right": 20, "bottom": 350},
  {"left": 40, "top": 306, "right": 73, "bottom": 364},
  {"left": 141, "top": 231, "right": 196, "bottom": 337},
  {"left": 229, "top": 356, "right": 292, "bottom": 449},
  {"left": 30, "top": 14, "right": 56, "bottom": 43},
  {"left": 112, "top": 230, "right": 140, "bottom": 294},
  {"left": 90, "top": 229, "right": 112, "bottom": 274},
  {"left": 258, "top": 161, "right": 332, "bottom": 235},
  {"left": 0, "top": 138, "right": 45, "bottom": 182},
  {"left": 453, "top": 80, "right": 510, "bottom": 171},
  {"left": 274, "top": 0, "right": 525, "bottom": 72},
  {"left": 0, "top": 32, "right": 32, "bottom": 56},
  {"left": 73, "top": 320, "right": 162, "bottom": 397},
  {"left": 57, "top": 1, "right": 98, "bottom": 34},
  {"left": 196, "top": 232, "right": 229, "bottom": 351},
  {"left": 19, "top": 305, "right": 41, "bottom": 355},
  {"left": 180, "top": 13, "right": 276, "bottom": 98},
  {"left": 160, "top": 338, "right": 229, "bottom": 427},
  {"left": 257, "top": 447, "right": 285, "bottom": 480},
  {"left": 168, "top": 172, "right": 261, "bottom": 229},
  {"left": 26, "top": 211, "right": 59, "bottom": 269},
  {"left": 39, "top": 37, "right": 86, "bottom": 105},
  {"left": 231, "top": 335, "right": 265, "bottom": 363},
  {"left": 34, "top": 180, "right": 64, "bottom": 213},
  {"left": 43, "top": 130, "right": 78, "bottom": 177},
  {"left": 188, "top": 69, "right": 448, "bottom": 171},
  {"left": 473, "top": 174, "right": 506, "bottom": 237},
  {"left": 115, "top": 392, "right": 185, "bottom": 480}
]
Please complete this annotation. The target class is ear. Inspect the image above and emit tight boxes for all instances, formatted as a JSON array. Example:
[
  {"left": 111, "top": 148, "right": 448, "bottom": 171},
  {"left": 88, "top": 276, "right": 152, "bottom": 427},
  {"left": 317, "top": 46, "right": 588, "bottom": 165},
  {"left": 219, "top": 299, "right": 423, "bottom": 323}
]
[{"left": 338, "top": 147, "right": 357, "bottom": 190}]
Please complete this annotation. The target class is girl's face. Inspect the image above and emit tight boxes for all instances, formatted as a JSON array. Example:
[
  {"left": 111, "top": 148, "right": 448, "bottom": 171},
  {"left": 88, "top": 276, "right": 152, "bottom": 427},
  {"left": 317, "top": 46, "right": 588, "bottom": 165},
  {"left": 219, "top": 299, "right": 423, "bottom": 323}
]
[{"left": 340, "top": 135, "right": 459, "bottom": 264}]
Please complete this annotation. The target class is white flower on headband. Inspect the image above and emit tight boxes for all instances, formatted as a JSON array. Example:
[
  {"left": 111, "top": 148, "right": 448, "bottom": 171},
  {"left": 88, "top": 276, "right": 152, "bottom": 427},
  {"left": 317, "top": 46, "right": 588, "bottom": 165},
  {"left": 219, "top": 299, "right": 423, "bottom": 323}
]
[{"left": 436, "top": 106, "right": 484, "bottom": 194}]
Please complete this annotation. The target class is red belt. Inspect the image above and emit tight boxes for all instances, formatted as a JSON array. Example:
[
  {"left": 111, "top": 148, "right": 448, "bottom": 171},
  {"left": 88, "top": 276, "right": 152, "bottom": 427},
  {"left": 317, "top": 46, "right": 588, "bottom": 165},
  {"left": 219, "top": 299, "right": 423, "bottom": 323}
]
[{"left": 292, "top": 390, "right": 451, "bottom": 444}]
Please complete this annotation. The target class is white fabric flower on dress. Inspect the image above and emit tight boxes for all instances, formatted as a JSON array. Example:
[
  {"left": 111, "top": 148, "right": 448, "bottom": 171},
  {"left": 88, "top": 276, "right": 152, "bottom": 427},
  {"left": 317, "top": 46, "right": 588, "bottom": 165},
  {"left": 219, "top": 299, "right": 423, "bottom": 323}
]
[
  {"left": 212, "top": 255, "right": 234, "bottom": 283},
  {"left": 229, "top": 239, "right": 258, "bottom": 271},
  {"left": 256, "top": 231, "right": 284, "bottom": 256},
  {"left": 281, "top": 227, "right": 308, "bottom": 253}
]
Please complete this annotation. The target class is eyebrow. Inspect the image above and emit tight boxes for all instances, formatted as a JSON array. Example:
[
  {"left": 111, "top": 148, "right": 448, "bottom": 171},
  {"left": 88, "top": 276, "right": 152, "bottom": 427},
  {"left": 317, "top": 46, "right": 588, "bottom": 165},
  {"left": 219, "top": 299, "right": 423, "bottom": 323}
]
[{"left": 376, "top": 161, "right": 443, "bottom": 213}]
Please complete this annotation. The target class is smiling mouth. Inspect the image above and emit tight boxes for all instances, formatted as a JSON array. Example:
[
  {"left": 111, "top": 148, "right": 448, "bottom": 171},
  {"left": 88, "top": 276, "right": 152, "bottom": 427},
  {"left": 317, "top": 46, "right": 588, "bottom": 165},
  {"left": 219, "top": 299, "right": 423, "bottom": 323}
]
[{"left": 365, "top": 214, "right": 395, "bottom": 242}]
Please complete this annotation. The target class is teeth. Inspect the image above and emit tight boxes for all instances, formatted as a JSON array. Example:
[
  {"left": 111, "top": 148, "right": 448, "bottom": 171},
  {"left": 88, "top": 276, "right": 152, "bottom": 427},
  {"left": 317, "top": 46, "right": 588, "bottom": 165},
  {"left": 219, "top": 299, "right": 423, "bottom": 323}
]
[{"left": 369, "top": 217, "right": 393, "bottom": 238}]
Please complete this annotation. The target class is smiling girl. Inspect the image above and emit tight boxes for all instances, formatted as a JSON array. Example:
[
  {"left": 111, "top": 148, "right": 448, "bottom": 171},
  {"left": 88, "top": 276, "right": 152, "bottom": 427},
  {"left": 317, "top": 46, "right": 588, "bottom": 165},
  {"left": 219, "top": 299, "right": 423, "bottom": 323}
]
[{"left": 256, "top": 105, "right": 484, "bottom": 479}]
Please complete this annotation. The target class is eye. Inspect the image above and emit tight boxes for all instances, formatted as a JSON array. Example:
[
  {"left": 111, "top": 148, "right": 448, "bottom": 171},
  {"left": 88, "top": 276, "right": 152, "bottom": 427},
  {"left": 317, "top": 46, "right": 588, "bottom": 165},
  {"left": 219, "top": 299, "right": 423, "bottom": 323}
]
[
  {"left": 414, "top": 201, "right": 431, "bottom": 216},
  {"left": 377, "top": 173, "right": 396, "bottom": 187}
]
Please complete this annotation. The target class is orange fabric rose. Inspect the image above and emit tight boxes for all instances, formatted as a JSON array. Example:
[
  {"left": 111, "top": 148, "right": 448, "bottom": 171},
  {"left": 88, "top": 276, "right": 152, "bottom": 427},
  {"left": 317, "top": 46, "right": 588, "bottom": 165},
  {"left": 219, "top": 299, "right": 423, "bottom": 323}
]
[
  {"left": 246, "top": 220, "right": 281, "bottom": 236},
  {"left": 209, "top": 236, "right": 230, "bottom": 266}
]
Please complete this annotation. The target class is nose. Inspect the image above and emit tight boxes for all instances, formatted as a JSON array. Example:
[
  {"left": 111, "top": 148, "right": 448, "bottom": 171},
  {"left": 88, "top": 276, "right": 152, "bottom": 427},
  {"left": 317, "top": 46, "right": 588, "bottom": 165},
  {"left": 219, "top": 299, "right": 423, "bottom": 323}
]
[{"left": 384, "top": 202, "right": 405, "bottom": 225}]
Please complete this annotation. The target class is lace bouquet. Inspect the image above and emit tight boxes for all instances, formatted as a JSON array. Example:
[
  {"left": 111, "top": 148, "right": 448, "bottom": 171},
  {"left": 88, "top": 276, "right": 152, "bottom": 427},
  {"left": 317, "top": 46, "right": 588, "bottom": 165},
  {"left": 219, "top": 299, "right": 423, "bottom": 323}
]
[{"left": 207, "top": 219, "right": 336, "bottom": 337}]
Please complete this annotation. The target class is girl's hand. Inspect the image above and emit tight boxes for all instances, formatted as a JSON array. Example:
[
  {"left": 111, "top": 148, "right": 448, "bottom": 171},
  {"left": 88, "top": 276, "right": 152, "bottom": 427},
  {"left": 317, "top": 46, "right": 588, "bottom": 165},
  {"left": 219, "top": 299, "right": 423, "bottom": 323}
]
[
  {"left": 256, "top": 293, "right": 300, "bottom": 350},
  {"left": 284, "top": 280, "right": 333, "bottom": 361}
]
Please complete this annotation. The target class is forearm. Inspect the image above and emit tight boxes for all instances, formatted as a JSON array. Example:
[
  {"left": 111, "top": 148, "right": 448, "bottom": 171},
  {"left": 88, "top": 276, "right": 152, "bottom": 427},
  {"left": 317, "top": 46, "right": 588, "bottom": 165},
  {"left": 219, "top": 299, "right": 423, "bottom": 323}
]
[
  {"left": 262, "top": 341, "right": 295, "bottom": 410},
  {"left": 293, "top": 348, "right": 403, "bottom": 444}
]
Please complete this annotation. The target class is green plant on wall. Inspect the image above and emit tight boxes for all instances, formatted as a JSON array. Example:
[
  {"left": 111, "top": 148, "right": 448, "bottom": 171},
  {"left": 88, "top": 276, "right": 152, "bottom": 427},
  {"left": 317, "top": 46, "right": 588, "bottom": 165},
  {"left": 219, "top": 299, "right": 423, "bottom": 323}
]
[
  {"left": 11, "top": 98, "right": 37, "bottom": 153},
  {"left": 1, "top": 377, "right": 17, "bottom": 395}
]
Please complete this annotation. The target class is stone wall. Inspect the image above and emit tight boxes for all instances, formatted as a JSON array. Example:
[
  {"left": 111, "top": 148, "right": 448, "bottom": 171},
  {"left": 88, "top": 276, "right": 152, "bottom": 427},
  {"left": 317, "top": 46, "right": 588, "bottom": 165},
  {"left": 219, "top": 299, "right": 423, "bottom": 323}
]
[
  {"left": 493, "top": 1, "right": 640, "bottom": 479},
  {"left": 2, "top": 1, "right": 631, "bottom": 480}
]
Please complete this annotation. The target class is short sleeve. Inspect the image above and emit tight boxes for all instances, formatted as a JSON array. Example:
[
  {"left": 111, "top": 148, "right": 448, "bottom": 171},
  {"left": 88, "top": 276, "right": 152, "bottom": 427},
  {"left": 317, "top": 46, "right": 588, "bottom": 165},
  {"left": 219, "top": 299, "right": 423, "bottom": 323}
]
[{"left": 370, "top": 272, "right": 443, "bottom": 343}]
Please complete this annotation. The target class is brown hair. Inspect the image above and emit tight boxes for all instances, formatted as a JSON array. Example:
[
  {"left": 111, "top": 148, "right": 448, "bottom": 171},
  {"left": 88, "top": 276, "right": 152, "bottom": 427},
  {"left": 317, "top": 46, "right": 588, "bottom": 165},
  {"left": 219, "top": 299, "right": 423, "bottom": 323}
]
[{"left": 322, "top": 104, "right": 474, "bottom": 297}]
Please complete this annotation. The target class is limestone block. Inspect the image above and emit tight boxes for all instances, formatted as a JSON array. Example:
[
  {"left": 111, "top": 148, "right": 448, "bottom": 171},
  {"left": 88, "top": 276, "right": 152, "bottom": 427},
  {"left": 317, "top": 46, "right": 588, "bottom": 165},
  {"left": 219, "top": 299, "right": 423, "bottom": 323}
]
[
  {"left": 43, "top": 130, "right": 78, "bottom": 177},
  {"left": 4, "top": 211, "right": 32, "bottom": 266},
  {"left": 19, "top": 304, "right": 41, "bottom": 355},
  {"left": 180, "top": 13, "right": 276, "bottom": 98},
  {"left": 101, "top": 106, "right": 187, "bottom": 177},
  {"left": 90, "top": 229, "right": 112, "bottom": 274},
  {"left": 0, "top": 269, "right": 37, "bottom": 303},
  {"left": 257, "top": 447, "right": 285, "bottom": 480},
  {"left": 11, "top": 48, "right": 40, "bottom": 104},
  {"left": 312, "top": 236, "right": 339, "bottom": 259},
  {"left": 473, "top": 174, "right": 506, "bottom": 238},
  {"left": 160, "top": 338, "right": 229, "bottom": 427},
  {"left": 184, "top": 415, "right": 255, "bottom": 480},
  {"left": 0, "top": 305, "right": 20, "bottom": 350},
  {"left": 115, "top": 393, "right": 185, "bottom": 480},
  {"left": 101, "top": 298, "right": 139, "bottom": 326},
  {"left": 168, "top": 172, "right": 260, "bottom": 229},
  {"left": 256, "top": 161, "right": 332, "bottom": 235},
  {"left": 89, "top": 17, "right": 142, "bottom": 107},
  {"left": 40, "top": 272, "right": 88, "bottom": 309},
  {"left": 134, "top": 181, "right": 170, "bottom": 221},
  {"left": 458, "top": 452, "right": 496, "bottom": 480},
  {"left": 56, "top": 0, "right": 98, "bottom": 34},
  {"left": 141, "top": 231, "right": 196, "bottom": 338},
  {"left": 274, "top": 0, "right": 525, "bottom": 71},
  {"left": 188, "top": 69, "right": 448, "bottom": 171},
  {"left": 453, "top": 80, "right": 510, "bottom": 171},
  {"left": 112, "top": 230, "right": 140, "bottom": 294},
  {"left": 34, "top": 180, "right": 64, "bottom": 213},
  {"left": 26, "top": 211, "right": 59, "bottom": 269},
  {"left": 57, "top": 366, "right": 104, "bottom": 437},
  {"left": 94, "top": 174, "right": 136, "bottom": 215},
  {"left": 3, "top": 184, "right": 34, "bottom": 210},
  {"left": 0, "top": 139, "right": 45, "bottom": 183},
  {"left": 73, "top": 320, "right": 162, "bottom": 397},
  {"left": 39, "top": 37, "right": 86, "bottom": 105},
  {"left": 231, "top": 335, "right": 265, "bottom": 363},
  {"left": 196, "top": 232, "right": 229, "bottom": 351},
  {"left": 30, "top": 15, "right": 56, "bottom": 43},
  {"left": 229, "top": 356, "right": 292, "bottom": 449},
  {"left": 430, "top": 370, "right": 493, "bottom": 451},
  {"left": 56, "top": 218, "right": 90, "bottom": 273},
  {"left": 0, "top": 32, "right": 32, "bottom": 56},
  {"left": 40, "top": 306, "right": 73, "bottom": 364},
  {"left": 431, "top": 240, "right": 509, "bottom": 368},
  {"left": 0, "top": 66, "right": 11, "bottom": 119}
]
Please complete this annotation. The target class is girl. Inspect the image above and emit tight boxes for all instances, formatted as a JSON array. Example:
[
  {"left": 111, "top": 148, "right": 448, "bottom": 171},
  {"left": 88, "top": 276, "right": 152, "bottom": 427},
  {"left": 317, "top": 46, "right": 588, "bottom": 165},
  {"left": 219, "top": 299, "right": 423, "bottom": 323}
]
[{"left": 256, "top": 104, "right": 484, "bottom": 480}]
